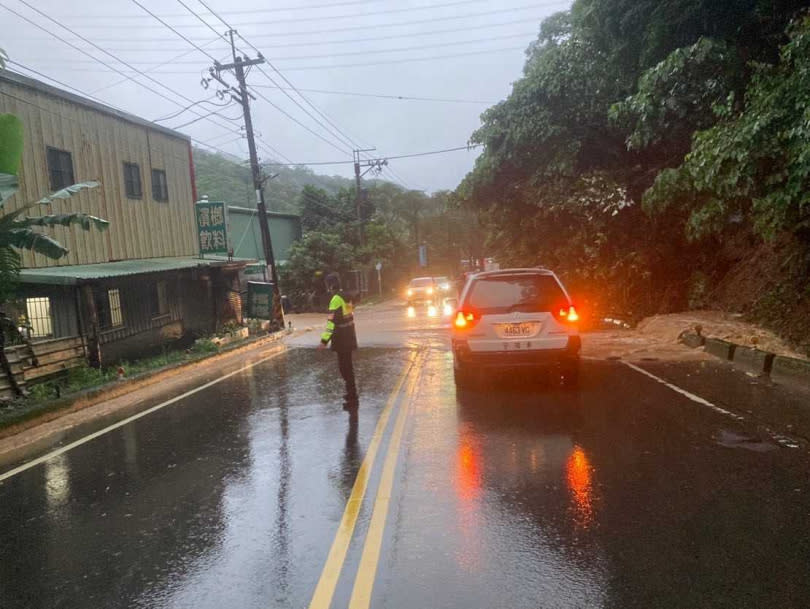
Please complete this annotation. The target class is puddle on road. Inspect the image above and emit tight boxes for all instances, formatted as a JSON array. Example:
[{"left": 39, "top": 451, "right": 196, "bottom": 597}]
[{"left": 715, "top": 429, "right": 779, "bottom": 452}]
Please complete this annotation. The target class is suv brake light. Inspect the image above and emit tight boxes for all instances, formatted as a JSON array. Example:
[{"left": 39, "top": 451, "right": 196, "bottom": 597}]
[
  {"left": 557, "top": 305, "right": 579, "bottom": 323},
  {"left": 454, "top": 310, "right": 478, "bottom": 329}
]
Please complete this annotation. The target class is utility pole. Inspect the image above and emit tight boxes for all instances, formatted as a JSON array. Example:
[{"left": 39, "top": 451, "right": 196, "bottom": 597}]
[
  {"left": 208, "top": 30, "right": 284, "bottom": 328},
  {"left": 352, "top": 148, "right": 387, "bottom": 245}
]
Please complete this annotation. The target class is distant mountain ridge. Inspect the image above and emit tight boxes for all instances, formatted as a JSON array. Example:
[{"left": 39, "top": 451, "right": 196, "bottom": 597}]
[{"left": 192, "top": 147, "right": 356, "bottom": 214}]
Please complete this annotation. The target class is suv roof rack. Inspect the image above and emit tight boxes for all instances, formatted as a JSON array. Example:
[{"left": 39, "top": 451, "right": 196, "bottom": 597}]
[{"left": 474, "top": 267, "right": 554, "bottom": 277}]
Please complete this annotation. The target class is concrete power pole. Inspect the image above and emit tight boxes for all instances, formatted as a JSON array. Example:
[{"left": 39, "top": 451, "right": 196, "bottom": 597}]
[
  {"left": 352, "top": 148, "right": 387, "bottom": 246},
  {"left": 209, "top": 30, "right": 284, "bottom": 328}
]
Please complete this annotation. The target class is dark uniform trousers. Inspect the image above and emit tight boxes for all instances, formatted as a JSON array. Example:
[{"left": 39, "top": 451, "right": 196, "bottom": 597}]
[{"left": 337, "top": 349, "right": 357, "bottom": 400}]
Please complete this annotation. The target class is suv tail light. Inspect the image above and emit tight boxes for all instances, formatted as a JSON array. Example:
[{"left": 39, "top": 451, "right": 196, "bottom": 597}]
[
  {"left": 454, "top": 310, "right": 479, "bottom": 329},
  {"left": 557, "top": 305, "right": 580, "bottom": 323}
]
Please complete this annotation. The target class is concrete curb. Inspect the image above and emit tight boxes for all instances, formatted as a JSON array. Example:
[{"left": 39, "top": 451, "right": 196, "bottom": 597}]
[
  {"left": 0, "top": 329, "right": 295, "bottom": 440},
  {"left": 679, "top": 331, "right": 809, "bottom": 389},
  {"left": 771, "top": 356, "right": 810, "bottom": 388},
  {"left": 733, "top": 346, "right": 775, "bottom": 376},
  {"left": 705, "top": 338, "right": 736, "bottom": 361}
]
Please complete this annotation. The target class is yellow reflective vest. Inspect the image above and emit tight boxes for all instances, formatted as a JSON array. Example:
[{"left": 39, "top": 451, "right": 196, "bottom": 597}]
[{"left": 320, "top": 293, "right": 357, "bottom": 352}]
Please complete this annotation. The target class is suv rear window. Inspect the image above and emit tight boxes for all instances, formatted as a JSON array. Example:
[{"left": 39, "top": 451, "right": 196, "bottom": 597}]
[
  {"left": 465, "top": 275, "right": 567, "bottom": 314},
  {"left": 410, "top": 278, "right": 434, "bottom": 287}
]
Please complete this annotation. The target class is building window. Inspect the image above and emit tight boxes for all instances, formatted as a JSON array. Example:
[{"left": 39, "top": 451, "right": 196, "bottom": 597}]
[
  {"left": 95, "top": 288, "right": 124, "bottom": 329},
  {"left": 108, "top": 289, "right": 124, "bottom": 327},
  {"left": 151, "top": 169, "right": 168, "bottom": 202},
  {"left": 151, "top": 280, "right": 169, "bottom": 317},
  {"left": 25, "top": 297, "right": 53, "bottom": 338},
  {"left": 46, "top": 147, "right": 75, "bottom": 191},
  {"left": 123, "top": 162, "right": 142, "bottom": 199}
]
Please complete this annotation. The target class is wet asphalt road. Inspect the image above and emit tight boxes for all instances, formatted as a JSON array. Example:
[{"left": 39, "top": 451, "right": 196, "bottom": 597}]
[{"left": 2, "top": 303, "right": 810, "bottom": 608}]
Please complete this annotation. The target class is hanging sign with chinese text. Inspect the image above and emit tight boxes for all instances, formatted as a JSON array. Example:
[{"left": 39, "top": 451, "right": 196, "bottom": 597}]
[{"left": 195, "top": 201, "right": 228, "bottom": 256}]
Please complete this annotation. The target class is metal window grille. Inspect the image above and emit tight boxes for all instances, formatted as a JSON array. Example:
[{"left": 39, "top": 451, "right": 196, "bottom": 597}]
[
  {"left": 108, "top": 289, "right": 123, "bottom": 327},
  {"left": 151, "top": 169, "right": 168, "bottom": 202},
  {"left": 25, "top": 297, "right": 53, "bottom": 338},
  {"left": 46, "top": 147, "right": 75, "bottom": 191},
  {"left": 123, "top": 162, "right": 142, "bottom": 199}
]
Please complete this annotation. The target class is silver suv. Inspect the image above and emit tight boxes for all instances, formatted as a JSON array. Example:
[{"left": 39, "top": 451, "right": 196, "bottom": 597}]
[{"left": 450, "top": 268, "right": 581, "bottom": 386}]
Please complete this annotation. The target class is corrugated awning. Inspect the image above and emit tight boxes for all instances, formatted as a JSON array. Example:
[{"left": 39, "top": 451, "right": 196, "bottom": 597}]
[{"left": 19, "top": 256, "right": 256, "bottom": 286}]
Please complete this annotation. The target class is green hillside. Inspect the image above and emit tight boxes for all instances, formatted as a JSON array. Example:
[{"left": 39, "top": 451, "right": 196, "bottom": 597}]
[{"left": 192, "top": 147, "right": 356, "bottom": 213}]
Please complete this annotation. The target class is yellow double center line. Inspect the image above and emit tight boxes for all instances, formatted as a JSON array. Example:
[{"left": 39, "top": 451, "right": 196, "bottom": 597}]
[{"left": 308, "top": 349, "right": 425, "bottom": 609}]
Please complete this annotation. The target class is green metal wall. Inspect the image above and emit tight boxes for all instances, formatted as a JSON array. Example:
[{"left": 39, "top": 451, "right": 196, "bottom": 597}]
[{"left": 227, "top": 206, "right": 302, "bottom": 264}]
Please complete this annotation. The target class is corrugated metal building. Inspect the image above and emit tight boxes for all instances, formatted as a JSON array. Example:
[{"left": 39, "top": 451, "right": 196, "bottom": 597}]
[{"left": 0, "top": 71, "right": 251, "bottom": 366}]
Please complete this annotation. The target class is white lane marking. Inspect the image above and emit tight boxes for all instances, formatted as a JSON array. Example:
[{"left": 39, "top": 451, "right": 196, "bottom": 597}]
[
  {"left": 621, "top": 361, "right": 744, "bottom": 421},
  {"left": 0, "top": 347, "right": 287, "bottom": 483}
]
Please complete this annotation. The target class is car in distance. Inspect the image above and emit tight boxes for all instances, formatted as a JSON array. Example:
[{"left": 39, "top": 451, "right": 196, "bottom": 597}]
[
  {"left": 406, "top": 276, "right": 437, "bottom": 306},
  {"left": 450, "top": 268, "right": 580, "bottom": 387},
  {"left": 433, "top": 276, "right": 453, "bottom": 293}
]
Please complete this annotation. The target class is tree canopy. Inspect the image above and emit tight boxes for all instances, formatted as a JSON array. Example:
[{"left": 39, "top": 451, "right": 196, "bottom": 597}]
[{"left": 457, "top": 1, "right": 810, "bottom": 327}]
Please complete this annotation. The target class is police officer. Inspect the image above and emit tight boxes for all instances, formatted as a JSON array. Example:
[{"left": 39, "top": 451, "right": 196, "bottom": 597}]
[{"left": 317, "top": 272, "right": 359, "bottom": 409}]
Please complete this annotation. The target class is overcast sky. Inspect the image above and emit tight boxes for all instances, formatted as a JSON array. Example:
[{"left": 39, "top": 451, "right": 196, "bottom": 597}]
[{"left": 2, "top": 0, "right": 572, "bottom": 192}]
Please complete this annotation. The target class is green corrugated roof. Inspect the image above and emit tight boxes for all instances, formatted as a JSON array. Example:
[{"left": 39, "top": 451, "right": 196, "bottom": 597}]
[{"left": 19, "top": 256, "right": 256, "bottom": 286}]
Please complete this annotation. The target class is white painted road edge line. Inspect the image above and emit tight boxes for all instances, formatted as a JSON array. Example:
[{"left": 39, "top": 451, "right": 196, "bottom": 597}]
[
  {"left": 0, "top": 347, "right": 287, "bottom": 483},
  {"left": 621, "top": 361, "right": 745, "bottom": 421}
]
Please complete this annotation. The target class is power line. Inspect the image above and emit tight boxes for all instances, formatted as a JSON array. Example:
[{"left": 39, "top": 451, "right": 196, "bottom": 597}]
[
  {"left": 257, "top": 140, "right": 295, "bottom": 165},
  {"left": 175, "top": 0, "right": 355, "bottom": 155},
  {"left": 187, "top": 2, "right": 361, "bottom": 154},
  {"left": 260, "top": 145, "right": 480, "bottom": 166},
  {"left": 238, "top": 40, "right": 374, "bottom": 164},
  {"left": 382, "top": 165, "right": 414, "bottom": 191},
  {"left": 90, "top": 36, "right": 225, "bottom": 95},
  {"left": 263, "top": 46, "right": 528, "bottom": 71},
  {"left": 250, "top": 86, "right": 352, "bottom": 154},
  {"left": 153, "top": 97, "right": 231, "bottom": 122},
  {"left": 7, "top": 0, "right": 295, "bottom": 164},
  {"left": 30, "top": 17, "right": 543, "bottom": 51},
  {"left": 171, "top": 104, "right": 242, "bottom": 129},
  {"left": 255, "top": 60, "right": 363, "bottom": 151},
  {"left": 192, "top": 134, "right": 244, "bottom": 152},
  {"left": 197, "top": 1, "right": 474, "bottom": 187},
  {"left": 57, "top": 0, "right": 521, "bottom": 29},
  {"left": 250, "top": 85, "right": 498, "bottom": 105},
  {"left": 6, "top": 63, "right": 282, "bottom": 166},
  {"left": 32, "top": 3, "right": 559, "bottom": 40},
  {"left": 59, "top": 0, "right": 407, "bottom": 19},
  {"left": 194, "top": 3, "right": 452, "bottom": 181},
  {"left": 6, "top": 60, "right": 131, "bottom": 111},
  {"left": 386, "top": 145, "right": 480, "bottom": 161},
  {"left": 128, "top": 0, "right": 218, "bottom": 62},
  {"left": 1, "top": 0, "right": 248, "bottom": 144},
  {"left": 35, "top": 46, "right": 528, "bottom": 73},
  {"left": 202, "top": 2, "right": 363, "bottom": 153},
  {"left": 42, "top": 31, "right": 538, "bottom": 65},
  {"left": 257, "top": 31, "right": 536, "bottom": 62},
  {"left": 0, "top": 80, "right": 244, "bottom": 161}
]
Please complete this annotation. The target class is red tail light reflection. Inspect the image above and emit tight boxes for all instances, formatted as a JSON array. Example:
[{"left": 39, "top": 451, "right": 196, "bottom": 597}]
[{"left": 566, "top": 445, "right": 594, "bottom": 528}]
